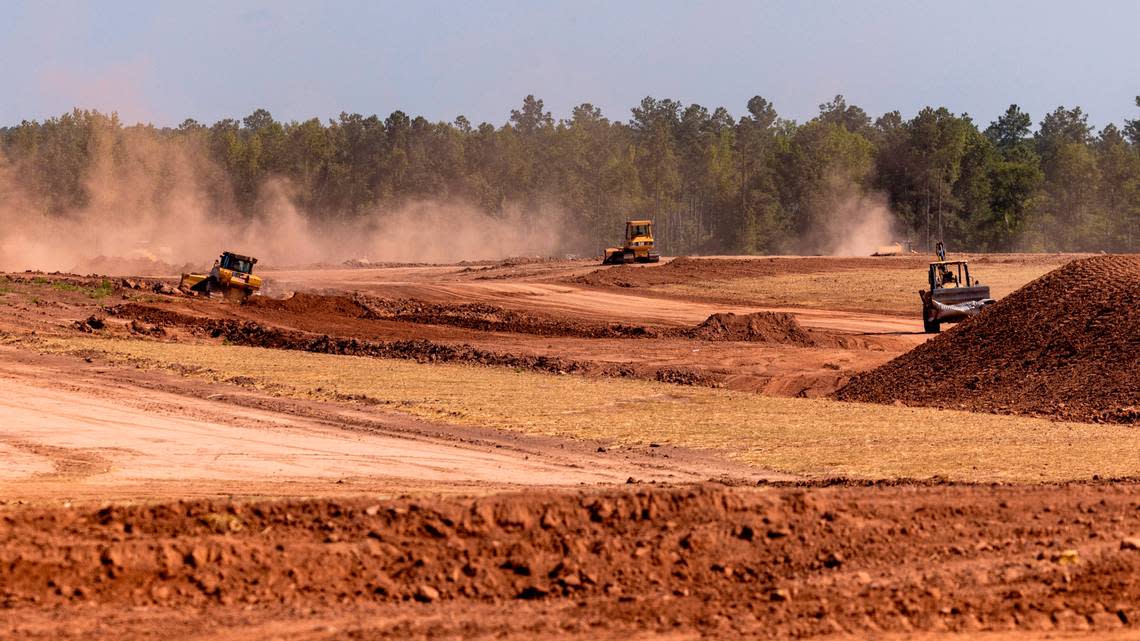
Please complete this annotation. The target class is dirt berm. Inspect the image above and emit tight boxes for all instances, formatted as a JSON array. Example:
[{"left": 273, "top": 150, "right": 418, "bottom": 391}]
[
  {"left": 9, "top": 483, "right": 1140, "bottom": 638},
  {"left": 247, "top": 292, "right": 658, "bottom": 338},
  {"left": 107, "top": 304, "right": 716, "bottom": 386},
  {"left": 835, "top": 255, "right": 1140, "bottom": 423}
]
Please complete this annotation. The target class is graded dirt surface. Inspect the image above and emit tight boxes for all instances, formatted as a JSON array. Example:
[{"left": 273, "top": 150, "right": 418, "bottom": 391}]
[
  {"left": 0, "top": 346, "right": 756, "bottom": 502},
  {"left": 4, "top": 252, "right": 1137, "bottom": 640},
  {"left": 566, "top": 254, "right": 1081, "bottom": 315},
  {"left": 837, "top": 255, "right": 1140, "bottom": 423}
]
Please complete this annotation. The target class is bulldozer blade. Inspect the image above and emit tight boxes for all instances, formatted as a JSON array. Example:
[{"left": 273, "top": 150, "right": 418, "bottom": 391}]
[{"left": 179, "top": 273, "right": 209, "bottom": 293}]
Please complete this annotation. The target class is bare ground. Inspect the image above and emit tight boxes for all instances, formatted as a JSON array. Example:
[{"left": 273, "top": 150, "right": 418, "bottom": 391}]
[{"left": 4, "top": 253, "right": 1132, "bottom": 640}]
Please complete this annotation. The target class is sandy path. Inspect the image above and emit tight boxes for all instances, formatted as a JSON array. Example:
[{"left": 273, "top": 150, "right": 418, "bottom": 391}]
[
  {"left": 0, "top": 348, "right": 766, "bottom": 501},
  {"left": 0, "top": 378, "right": 611, "bottom": 485}
]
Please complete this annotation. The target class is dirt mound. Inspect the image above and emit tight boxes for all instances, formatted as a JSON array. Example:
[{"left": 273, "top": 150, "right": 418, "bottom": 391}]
[
  {"left": 690, "top": 312, "right": 815, "bottom": 346},
  {"left": 9, "top": 483, "right": 1140, "bottom": 638},
  {"left": 836, "top": 255, "right": 1140, "bottom": 423}
]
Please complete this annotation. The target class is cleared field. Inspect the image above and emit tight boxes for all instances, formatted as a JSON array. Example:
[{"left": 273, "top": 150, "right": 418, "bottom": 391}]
[
  {"left": 656, "top": 262, "right": 1066, "bottom": 315},
  {"left": 42, "top": 335, "right": 1140, "bottom": 483}
]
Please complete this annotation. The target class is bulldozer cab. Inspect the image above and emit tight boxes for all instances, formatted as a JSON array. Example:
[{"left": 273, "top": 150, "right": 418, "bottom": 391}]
[
  {"left": 929, "top": 261, "right": 972, "bottom": 290},
  {"left": 219, "top": 252, "right": 257, "bottom": 275},
  {"left": 626, "top": 221, "right": 652, "bottom": 244}
]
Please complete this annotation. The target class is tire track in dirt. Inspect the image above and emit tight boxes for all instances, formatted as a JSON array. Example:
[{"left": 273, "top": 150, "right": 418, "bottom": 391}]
[{"left": 0, "top": 439, "right": 114, "bottom": 480}]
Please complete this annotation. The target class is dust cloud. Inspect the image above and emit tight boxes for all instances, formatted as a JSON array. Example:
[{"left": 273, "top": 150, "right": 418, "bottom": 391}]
[
  {"left": 0, "top": 133, "right": 567, "bottom": 275},
  {"left": 796, "top": 177, "right": 901, "bottom": 257}
]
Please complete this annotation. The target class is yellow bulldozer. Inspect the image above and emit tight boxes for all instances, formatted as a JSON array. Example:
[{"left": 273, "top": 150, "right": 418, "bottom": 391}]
[
  {"left": 179, "top": 251, "right": 263, "bottom": 300},
  {"left": 603, "top": 219, "right": 660, "bottom": 264}
]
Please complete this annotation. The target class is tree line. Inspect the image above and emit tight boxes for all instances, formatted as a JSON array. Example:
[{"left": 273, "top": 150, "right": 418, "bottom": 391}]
[{"left": 2, "top": 95, "right": 1139, "bottom": 255}]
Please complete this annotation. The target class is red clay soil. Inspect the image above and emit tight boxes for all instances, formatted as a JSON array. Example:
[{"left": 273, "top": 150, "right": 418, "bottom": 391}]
[
  {"left": 251, "top": 292, "right": 828, "bottom": 345},
  {"left": 690, "top": 312, "right": 816, "bottom": 346},
  {"left": 8, "top": 483, "right": 1140, "bottom": 639},
  {"left": 835, "top": 255, "right": 1140, "bottom": 423},
  {"left": 246, "top": 292, "right": 659, "bottom": 338}
]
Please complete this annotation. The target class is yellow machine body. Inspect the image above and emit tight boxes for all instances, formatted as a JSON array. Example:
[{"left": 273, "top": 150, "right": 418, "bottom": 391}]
[
  {"left": 179, "top": 251, "right": 262, "bottom": 299},
  {"left": 603, "top": 220, "right": 661, "bottom": 264}
]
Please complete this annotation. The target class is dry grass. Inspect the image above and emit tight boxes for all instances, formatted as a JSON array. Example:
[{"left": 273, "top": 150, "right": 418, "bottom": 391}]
[
  {"left": 39, "top": 336, "right": 1140, "bottom": 483},
  {"left": 659, "top": 262, "right": 1066, "bottom": 314}
]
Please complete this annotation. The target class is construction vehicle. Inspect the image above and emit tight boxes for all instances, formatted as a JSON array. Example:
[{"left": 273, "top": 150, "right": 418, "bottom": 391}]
[
  {"left": 179, "top": 251, "right": 262, "bottom": 300},
  {"left": 603, "top": 220, "right": 660, "bottom": 264},
  {"left": 919, "top": 242, "right": 993, "bottom": 333},
  {"left": 872, "top": 240, "right": 916, "bottom": 256}
]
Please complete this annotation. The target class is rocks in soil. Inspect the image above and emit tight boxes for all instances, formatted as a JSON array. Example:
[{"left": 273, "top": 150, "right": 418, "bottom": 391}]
[
  {"left": 128, "top": 319, "right": 166, "bottom": 336},
  {"left": 73, "top": 315, "right": 105, "bottom": 332},
  {"left": 6, "top": 484, "right": 1140, "bottom": 635}
]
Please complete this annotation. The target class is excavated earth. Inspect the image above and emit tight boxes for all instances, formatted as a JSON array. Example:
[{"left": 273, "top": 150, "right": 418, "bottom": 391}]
[
  {"left": 9, "top": 483, "right": 1140, "bottom": 639},
  {"left": 106, "top": 288, "right": 885, "bottom": 393},
  {"left": 836, "top": 255, "right": 1140, "bottom": 423},
  {"left": 107, "top": 302, "right": 718, "bottom": 386},
  {"left": 251, "top": 292, "right": 663, "bottom": 338}
]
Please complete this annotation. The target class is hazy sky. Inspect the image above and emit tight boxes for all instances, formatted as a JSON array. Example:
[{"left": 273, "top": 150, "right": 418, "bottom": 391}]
[{"left": 2, "top": 0, "right": 1138, "bottom": 130}]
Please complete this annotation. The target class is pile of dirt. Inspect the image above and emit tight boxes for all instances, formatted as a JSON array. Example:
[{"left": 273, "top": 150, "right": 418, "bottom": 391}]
[
  {"left": 573, "top": 256, "right": 929, "bottom": 289},
  {"left": 7, "top": 483, "right": 1140, "bottom": 637},
  {"left": 836, "top": 255, "right": 1140, "bottom": 423},
  {"left": 689, "top": 311, "right": 815, "bottom": 346},
  {"left": 106, "top": 304, "right": 716, "bottom": 387}
]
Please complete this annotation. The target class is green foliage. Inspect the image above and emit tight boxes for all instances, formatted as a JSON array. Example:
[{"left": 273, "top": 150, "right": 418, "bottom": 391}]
[
  {"left": 48, "top": 279, "right": 114, "bottom": 299},
  {"left": 2, "top": 96, "right": 1139, "bottom": 255}
]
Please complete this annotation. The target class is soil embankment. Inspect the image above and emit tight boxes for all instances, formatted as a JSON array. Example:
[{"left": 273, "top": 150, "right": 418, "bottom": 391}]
[
  {"left": 836, "top": 255, "right": 1140, "bottom": 423},
  {"left": 6, "top": 483, "right": 1140, "bottom": 638},
  {"left": 247, "top": 292, "right": 659, "bottom": 339},
  {"left": 107, "top": 303, "right": 718, "bottom": 386}
]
